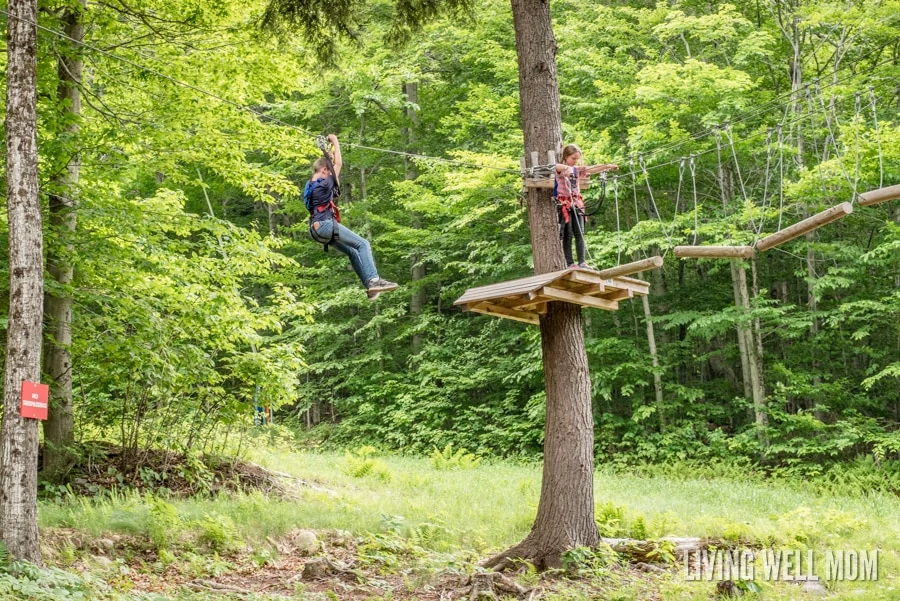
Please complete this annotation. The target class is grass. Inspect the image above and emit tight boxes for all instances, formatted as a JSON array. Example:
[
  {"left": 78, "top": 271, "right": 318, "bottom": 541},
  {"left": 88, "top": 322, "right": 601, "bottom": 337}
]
[{"left": 32, "top": 446, "right": 900, "bottom": 600}]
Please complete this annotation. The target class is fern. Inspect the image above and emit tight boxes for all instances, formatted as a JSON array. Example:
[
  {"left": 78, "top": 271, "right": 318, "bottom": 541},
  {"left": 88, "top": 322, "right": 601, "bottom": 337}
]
[{"left": 429, "top": 444, "right": 481, "bottom": 470}]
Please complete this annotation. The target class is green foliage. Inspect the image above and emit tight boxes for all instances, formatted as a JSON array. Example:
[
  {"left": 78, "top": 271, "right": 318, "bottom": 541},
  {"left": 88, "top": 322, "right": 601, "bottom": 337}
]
[
  {"left": 145, "top": 496, "right": 183, "bottom": 552},
  {"left": 428, "top": 444, "right": 481, "bottom": 471},
  {"left": 17, "top": 0, "right": 900, "bottom": 487},
  {"left": 561, "top": 545, "right": 620, "bottom": 577},
  {"left": 341, "top": 447, "right": 393, "bottom": 481},
  {"left": 192, "top": 513, "right": 241, "bottom": 553}
]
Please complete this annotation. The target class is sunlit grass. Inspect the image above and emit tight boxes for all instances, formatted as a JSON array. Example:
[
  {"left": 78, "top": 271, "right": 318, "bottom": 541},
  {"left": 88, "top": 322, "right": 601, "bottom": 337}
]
[{"left": 38, "top": 447, "right": 900, "bottom": 600}]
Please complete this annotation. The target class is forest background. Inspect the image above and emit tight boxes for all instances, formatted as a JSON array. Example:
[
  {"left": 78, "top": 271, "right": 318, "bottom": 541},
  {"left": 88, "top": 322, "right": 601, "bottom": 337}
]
[{"left": 6, "top": 0, "right": 900, "bottom": 486}]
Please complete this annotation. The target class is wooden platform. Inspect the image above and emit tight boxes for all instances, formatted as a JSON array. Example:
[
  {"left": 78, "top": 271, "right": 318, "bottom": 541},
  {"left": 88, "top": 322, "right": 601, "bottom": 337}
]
[{"left": 454, "top": 267, "right": 650, "bottom": 325}]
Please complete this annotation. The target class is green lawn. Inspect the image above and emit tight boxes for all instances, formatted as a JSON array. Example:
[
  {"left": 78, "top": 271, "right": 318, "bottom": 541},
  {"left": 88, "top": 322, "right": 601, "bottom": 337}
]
[{"left": 29, "top": 448, "right": 900, "bottom": 600}]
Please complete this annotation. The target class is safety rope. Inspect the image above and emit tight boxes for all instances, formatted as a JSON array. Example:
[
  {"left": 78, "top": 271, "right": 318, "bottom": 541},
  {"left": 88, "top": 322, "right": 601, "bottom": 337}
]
[
  {"left": 869, "top": 86, "right": 884, "bottom": 189},
  {"left": 689, "top": 155, "right": 699, "bottom": 245},
  {"left": 613, "top": 176, "right": 623, "bottom": 266},
  {"left": 753, "top": 129, "right": 774, "bottom": 245},
  {"left": 853, "top": 92, "right": 862, "bottom": 204},
  {"left": 723, "top": 123, "right": 752, "bottom": 232},
  {"left": 638, "top": 154, "right": 675, "bottom": 254},
  {"left": 813, "top": 79, "right": 856, "bottom": 193},
  {"left": 777, "top": 124, "right": 785, "bottom": 231}
]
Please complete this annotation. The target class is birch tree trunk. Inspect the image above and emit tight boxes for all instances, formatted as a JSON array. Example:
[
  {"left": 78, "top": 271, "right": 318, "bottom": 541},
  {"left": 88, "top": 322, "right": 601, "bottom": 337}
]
[
  {"left": 43, "top": 0, "right": 85, "bottom": 481},
  {"left": 733, "top": 261, "right": 767, "bottom": 445},
  {"left": 1, "top": 0, "right": 44, "bottom": 564},
  {"left": 484, "top": 0, "right": 599, "bottom": 569}
]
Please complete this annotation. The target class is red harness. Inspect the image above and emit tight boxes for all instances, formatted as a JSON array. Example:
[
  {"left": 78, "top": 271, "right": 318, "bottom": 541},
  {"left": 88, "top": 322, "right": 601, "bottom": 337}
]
[
  {"left": 556, "top": 194, "right": 584, "bottom": 223},
  {"left": 317, "top": 200, "right": 341, "bottom": 223}
]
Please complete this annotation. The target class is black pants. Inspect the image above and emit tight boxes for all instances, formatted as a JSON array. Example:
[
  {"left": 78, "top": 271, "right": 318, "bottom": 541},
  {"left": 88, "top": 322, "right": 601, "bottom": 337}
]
[{"left": 558, "top": 205, "right": 586, "bottom": 266}]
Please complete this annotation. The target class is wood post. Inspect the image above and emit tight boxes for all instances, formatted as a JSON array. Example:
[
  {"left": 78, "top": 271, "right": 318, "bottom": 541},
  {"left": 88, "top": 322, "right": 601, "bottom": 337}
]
[
  {"left": 522, "top": 151, "right": 557, "bottom": 188},
  {"left": 755, "top": 202, "right": 853, "bottom": 252},
  {"left": 673, "top": 246, "right": 755, "bottom": 259},
  {"left": 858, "top": 184, "right": 900, "bottom": 207},
  {"left": 595, "top": 256, "right": 663, "bottom": 279}
]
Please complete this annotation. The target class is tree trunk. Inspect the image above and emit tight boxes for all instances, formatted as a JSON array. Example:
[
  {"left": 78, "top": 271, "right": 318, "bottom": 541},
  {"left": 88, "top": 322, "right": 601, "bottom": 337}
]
[
  {"left": 640, "top": 291, "right": 666, "bottom": 432},
  {"left": 733, "top": 261, "right": 767, "bottom": 445},
  {"left": 731, "top": 262, "right": 753, "bottom": 400},
  {"left": 43, "top": 0, "right": 85, "bottom": 482},
  {"left": 405, "top": 82, "right": 426, "bottom": 354},
  {"left": 484, "top": 0, "right": 599, "bottom": 570},
  {"left": 1, "top": 0, "right": 44, "bottom": 564}
]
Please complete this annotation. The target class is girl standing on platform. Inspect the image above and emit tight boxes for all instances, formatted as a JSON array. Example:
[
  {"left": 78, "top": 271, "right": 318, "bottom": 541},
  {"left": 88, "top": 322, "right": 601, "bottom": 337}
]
[{"left": 554, "top": 144, "right": 617, "bottom": 269}]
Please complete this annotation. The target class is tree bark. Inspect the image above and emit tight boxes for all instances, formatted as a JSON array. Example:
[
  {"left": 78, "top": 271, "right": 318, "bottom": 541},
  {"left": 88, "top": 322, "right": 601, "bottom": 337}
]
[
  {"left": 1, "top": 0, "right": 44, "bottom": 564},
  {"left": 405, "top": 82, "right": 426, "bottom": 354},
  {"left": 641, "top": 292, "right": 666, "bottom": 432},
  {"left": 484, "top": 0, "right": 599, "bottom": 570},
  {"left": 733, "top": 261, "right": 767, "bottom": 445},
  {"left": 43, "top": 0, "right": 85, "bottom": 482}
]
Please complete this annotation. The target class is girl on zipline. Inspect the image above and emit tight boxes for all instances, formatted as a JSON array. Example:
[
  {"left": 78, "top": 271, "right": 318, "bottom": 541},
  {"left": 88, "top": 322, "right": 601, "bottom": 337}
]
[
  {"left": 554, "top": 144, "right": 618, "bottom": 269},
  {"left": 305, "top": 134, "right": 398, "bottom": 300}
]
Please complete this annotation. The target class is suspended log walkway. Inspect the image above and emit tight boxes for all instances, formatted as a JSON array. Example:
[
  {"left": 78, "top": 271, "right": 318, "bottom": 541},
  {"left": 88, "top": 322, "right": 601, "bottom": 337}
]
[
  {"left": 454, "top": 258, "right": 660, "bottom": 325},
  {"left": 859, "top": 184, "right": 900, "bottom": 207}
]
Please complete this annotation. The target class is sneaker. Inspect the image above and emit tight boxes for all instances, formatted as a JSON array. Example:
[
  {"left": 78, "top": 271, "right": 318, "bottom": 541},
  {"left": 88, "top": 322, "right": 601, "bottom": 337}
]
[
  {"left": 367, "top": 277, "right": 398, "bottom": 292},
  {"left": 577, "top": 262, "right": 595, "bottom": 270},
  {"left": 367, "top": 289, "right": 383, "bottom": 301},
  {"left": 566, "top": 263, "right": 577, "bottom": 270}
]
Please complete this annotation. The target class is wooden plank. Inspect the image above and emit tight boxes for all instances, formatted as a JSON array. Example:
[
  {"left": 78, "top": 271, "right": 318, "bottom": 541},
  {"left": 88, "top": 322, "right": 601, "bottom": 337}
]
[
  {"left": 468, "top": 302, "right": 539, "bottom": 325},
  {"left": 859, "top": 184, "right": 900, "bottom": 207},
  {"left": 508, "top": 296, "right": 550, "bottom": 311},
  {"left": 454, "top": 273, "right": 561, "bottom": 305},
  {"left": 539, "top": 286, "right": 619, "bottom": 311},
  {"left": 554, "top": 277, "right": 604, "bottom": 295},
  {"left": 530, "top": 151, "right": 539, "bottom": 169},
  {"left": 565, "top": 270, "right": 645, "bottom": 294},
  {"left": 595, "top": 256, "right": 663, "bottom": 279},
  {"left": 565, "top": 269, "right": 606, "bottom": 285},
  {"left": 524, "top": 179, "right": 554, "bottom": 189},
  {"left": 607, "top": 278, "right": 650, "bottom": 296},
  {"left": 756, "top": 202, "right": 853, "bottom": 251},
  {"left": 674, "top": 245, "right": 755, "bottom": 259},
  {"left": 599, "top": 288, "right": 634, "bottom": 301}
]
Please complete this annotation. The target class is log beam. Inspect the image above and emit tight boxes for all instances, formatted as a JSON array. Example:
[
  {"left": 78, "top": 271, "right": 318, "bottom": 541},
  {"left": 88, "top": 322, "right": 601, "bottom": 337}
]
[
  {"left": 673, "top": 245, "right": 755, "bottom": 259},
  {"left": 595, "top": 256, "right": 664, "bottom": 279},
  {"left": 755, "top": 202, "right": 853, "bottom": 252},
  {"left": 859, "top": 184, "right": 900, "bottom": 207}
]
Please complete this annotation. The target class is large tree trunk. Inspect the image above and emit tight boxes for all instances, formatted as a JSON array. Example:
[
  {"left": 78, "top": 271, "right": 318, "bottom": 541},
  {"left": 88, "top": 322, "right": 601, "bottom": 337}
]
[
  {"left": 1, "top": 0, "right": 44, "bottom": 564},
  {"left": 43, "top": 0, "right": 85, "bottom": 482},
  {"left": 484, "top": 0, "right": 599, "bottom": 570}
]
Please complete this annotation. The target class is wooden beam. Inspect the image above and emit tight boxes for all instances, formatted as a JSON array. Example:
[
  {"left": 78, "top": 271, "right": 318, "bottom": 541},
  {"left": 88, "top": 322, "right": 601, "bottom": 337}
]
[
  {"left": 524, "top": 179, "right": 554, "bottom": 189},
  {"left": 611, "top": 276, "right": 651, "bottom": 295},
  {"left": 595, "top": 256, "right": 664, "bottom": 279},
  {"left": 673, "top": 245, "right": 755, "bottom": 259},
  {"left": 859, "top": 184, "right": 900, "bottom": 207},
  {"left": 555, "top": 277, "right": 605, "bottom": 295},
  {"left": 539, "top": 286, "right": 619, "bottom": 311},
  {"left": 756, "top": 202, "right": 853, "bottom": 251},
  {"left": 600, "top": 289, "right": 634, "bottom": 301},
  {"left": 468, "top": 302, "right": 539, "bottom": 325}
]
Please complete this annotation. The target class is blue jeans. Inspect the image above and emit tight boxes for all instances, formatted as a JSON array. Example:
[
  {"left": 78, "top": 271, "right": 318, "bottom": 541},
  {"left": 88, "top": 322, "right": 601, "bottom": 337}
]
[{"left": 313, "top": 220, "right": 379, "bottom": 286}]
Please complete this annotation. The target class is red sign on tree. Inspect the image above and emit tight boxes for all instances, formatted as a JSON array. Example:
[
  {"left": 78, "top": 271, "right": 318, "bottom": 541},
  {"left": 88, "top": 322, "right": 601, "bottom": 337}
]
[{"left": 20, "top": 381, "right": 49, "bottom": 420}]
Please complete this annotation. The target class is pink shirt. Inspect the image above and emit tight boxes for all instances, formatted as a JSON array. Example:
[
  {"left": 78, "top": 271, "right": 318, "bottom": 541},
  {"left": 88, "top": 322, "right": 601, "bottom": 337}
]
[{"left": 554, "top": 165, "right": 587, "bottom": 199}]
